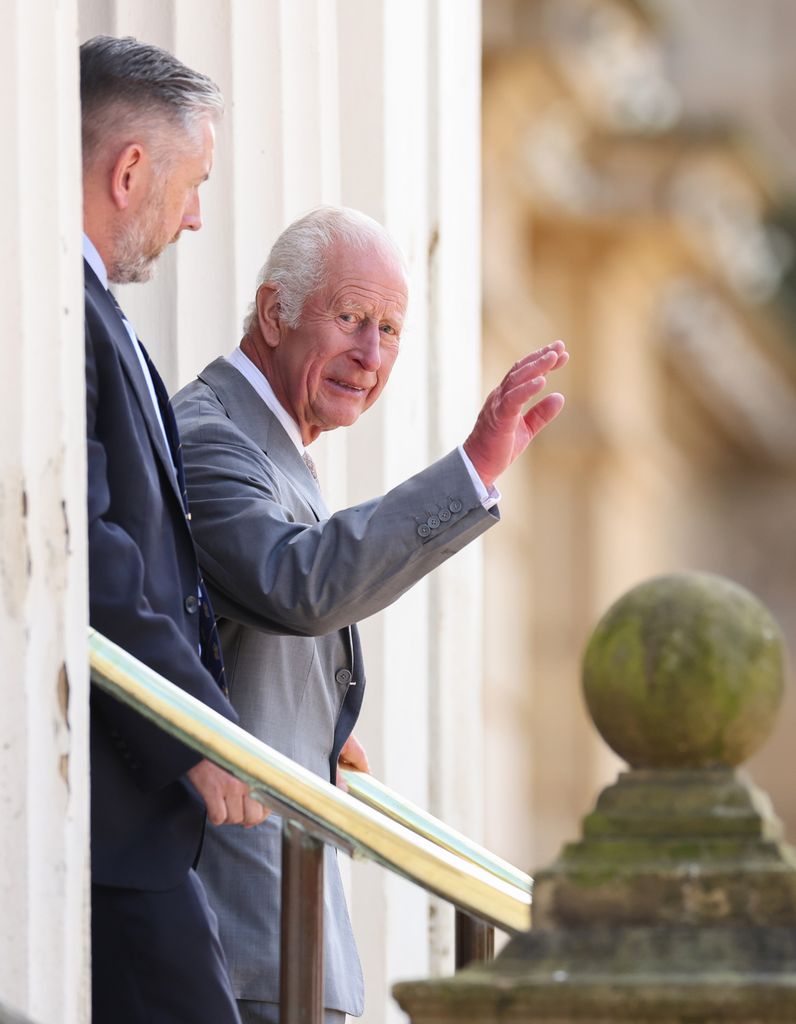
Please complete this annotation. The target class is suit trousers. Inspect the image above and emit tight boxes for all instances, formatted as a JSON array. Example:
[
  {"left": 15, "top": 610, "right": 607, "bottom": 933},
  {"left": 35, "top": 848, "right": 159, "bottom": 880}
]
[
  {"left": 238, "top": 1000, "right": 345, "bottom": 1023},
  {"left": 92, "top": 871, "right": 241, "bottom": 1024}
]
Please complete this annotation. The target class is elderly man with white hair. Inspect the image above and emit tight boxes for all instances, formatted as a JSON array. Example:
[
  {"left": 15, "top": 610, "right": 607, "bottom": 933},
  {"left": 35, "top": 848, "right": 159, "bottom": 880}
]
[{"left": 172, "top": 205, "right": 568, "bottom": 1023}]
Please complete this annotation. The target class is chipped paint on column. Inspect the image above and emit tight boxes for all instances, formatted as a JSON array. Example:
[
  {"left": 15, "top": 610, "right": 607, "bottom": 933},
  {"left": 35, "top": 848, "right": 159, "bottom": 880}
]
[{"left": 1, "top": 1, "right": 89, "bottom": 1022}]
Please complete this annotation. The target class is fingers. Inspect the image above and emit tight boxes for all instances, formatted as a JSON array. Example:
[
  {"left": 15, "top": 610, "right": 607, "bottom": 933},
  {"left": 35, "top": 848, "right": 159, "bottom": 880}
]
[
  {"left": 187, "top": 759, "right": 269, "bottom": 828},
  {"left": 336, "top": 732, "right": 371, "bottom": 790},
  {"left": 242, "top": 793, "right": 270, "bottom": 828},
  {"left": 338, "top": 733, "right": 371, "bottom": 774},
  {"left": 204, "top": 792, "right": 228, "bottom": 827},
  {"left": 212, "top": 784, "right": 268, "bottom": 827},
  {"left": 492, "top": 342, "right": 568, "bottom": 420},
  {"left": 536, "top": 339, "right": 568, "bottom": 366},
  {"left": 507, "top": 346, "right": 567, "bottom": 387},
  {"left": 222, "top": 786, "right": 245, "bottom": 824},
  {"left": 187, "top": 759, "right": 229, "bottom": 825},
  {"left": 220, "top": 780, "right": 269, "bottom": 827},
  {"left": 484, "top": 341, "right": 568, "bottom": 416},
  {"left": 511, "top": 341, "right": 568, "bottom": 377},
  {"left": 523, "top": 392, "right": 565, "bottom": 438},
  {"left": 498, "top": 374, "right": 549, "bottom": 415}
]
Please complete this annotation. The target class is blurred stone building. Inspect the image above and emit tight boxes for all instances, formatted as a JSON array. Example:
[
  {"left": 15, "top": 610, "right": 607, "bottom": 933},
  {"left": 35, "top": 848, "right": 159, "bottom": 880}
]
[{"left": 481, "top": 0, "right": 796, "bottom": 873}]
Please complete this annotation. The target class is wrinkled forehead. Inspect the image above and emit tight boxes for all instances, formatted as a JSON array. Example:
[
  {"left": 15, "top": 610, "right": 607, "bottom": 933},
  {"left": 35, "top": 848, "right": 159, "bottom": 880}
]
[
  {"left": 323, "top": 244, "right": 409, "bottom": 316},
  {"left": 334, "top": 288, "right": 408, "bottom": 323}
]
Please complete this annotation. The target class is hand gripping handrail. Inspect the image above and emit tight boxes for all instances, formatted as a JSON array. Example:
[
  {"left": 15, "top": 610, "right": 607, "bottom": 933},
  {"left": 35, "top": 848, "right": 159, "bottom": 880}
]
[{"left": 88, "top": 627, "right": 531, "bottom": 934}]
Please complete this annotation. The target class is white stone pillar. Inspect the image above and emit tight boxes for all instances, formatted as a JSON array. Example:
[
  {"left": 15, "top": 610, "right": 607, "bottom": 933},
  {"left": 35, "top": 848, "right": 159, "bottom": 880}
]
[
  {"left": 336, "top": 0, "right": 484, "bottom": 1010},
  {"left": 425, "top": 0, "right": 484, "bottom": 975},
  {"left": 0, "top": 3, "right": 89, "bottom": 1023},
  {"left": 334, "top": 3, "right": 433, "bottom": 1017}
]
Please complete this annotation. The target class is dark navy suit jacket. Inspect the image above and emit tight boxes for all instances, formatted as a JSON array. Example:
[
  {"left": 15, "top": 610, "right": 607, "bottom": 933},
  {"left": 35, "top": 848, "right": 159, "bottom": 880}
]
[{"left": 85, "top": 260, "right": 238, "bottom": 890}]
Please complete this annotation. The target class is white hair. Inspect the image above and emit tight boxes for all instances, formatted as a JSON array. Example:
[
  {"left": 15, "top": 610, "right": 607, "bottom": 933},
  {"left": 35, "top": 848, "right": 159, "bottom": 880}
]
[{"left": 242, "top": 206, "right": 407, "bottom": 334}]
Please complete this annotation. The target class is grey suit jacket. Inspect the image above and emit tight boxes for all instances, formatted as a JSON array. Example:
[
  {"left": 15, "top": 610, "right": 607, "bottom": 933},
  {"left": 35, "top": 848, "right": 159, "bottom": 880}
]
[{"left": 172, "top": 357, "right": 498, "bottom": 1013}]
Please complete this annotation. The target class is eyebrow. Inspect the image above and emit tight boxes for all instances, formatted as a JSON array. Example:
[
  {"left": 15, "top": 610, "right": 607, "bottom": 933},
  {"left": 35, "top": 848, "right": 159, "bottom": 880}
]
[{"left": 337, "top": 296, "right": 405, "bottom": 323}]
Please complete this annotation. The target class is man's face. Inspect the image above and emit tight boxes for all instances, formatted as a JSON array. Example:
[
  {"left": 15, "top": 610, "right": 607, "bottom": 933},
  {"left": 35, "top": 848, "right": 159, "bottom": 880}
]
[
  {"left": 110, "top": 117, "right": 215, "bottom": 284},
  {"left": 268, "top": 242, "right": 409, "bottom": 445}
]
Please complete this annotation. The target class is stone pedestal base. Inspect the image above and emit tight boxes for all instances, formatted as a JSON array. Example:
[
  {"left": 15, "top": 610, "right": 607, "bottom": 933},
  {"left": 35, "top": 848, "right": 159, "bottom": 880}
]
[
  {"left": 395, "top": 575, "right": 792, "bottom": 1023},
  {"left": 395, "top": 925, "right": 796, "bottom": 1022},
  {"left": 395, "top": 769, "right": 796, "bottom": 1023}
]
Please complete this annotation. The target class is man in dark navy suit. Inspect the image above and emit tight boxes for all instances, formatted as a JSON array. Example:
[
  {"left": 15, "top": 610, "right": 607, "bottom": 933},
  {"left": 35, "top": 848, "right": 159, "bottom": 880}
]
[{"left": 81, "top": 35, "right": 267, "bottom": 1024}]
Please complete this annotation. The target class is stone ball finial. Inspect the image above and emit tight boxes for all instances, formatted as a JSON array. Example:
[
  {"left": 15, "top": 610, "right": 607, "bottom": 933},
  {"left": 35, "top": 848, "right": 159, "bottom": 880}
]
[{"left": 582, "top": 572, "right": 785, "bottom": 769}]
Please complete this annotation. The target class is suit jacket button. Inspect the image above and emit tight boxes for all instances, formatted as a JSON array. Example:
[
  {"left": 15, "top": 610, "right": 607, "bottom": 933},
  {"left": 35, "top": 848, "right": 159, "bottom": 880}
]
[
  {"left": 439, "top": 508, "right": 451, "bottom": 521},
  {"left": 184, "top": 594, "right": 199, "bottom": 614},
  {"left": 448, "top": 498, "right": 463, "bottom": 514},
  {"left": 417, "top": 523, "right": 431, "bottom": 538},
  {"left": 427, "top": 515, "right": 440, "bottom": 529},
  {"left": 335, "top": 668, "right": 353, "bottom": 685}
]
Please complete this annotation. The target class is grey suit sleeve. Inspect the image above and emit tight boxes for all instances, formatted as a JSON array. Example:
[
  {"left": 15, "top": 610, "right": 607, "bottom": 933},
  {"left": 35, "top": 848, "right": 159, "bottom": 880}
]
[{"left": 180, "top": 426, "right": 498, "bottom": 637}]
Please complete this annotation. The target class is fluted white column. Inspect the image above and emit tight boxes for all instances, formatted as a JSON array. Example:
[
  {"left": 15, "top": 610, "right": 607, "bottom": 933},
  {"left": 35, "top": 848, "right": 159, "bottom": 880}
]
[
  {"left": 335, "top": 0, "right": 484, "bottom": 1005},
  {"left": 333, "top": 3, "right": 433, "bottom": 1016},
  {"left": 0, "top": 3, "right": 89, "bottom": 1023},
  {"left": 425, "top": 0, "right": 484, "bottom": 975}
]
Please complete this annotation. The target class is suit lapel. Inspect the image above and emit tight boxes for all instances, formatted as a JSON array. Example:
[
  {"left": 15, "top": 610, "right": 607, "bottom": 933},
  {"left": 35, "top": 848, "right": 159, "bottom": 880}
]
[
  {"left": 84, "top": 263, "right": 184, "bottom": 510},
  {"left": 198, "top": 357, "right": 367, "bottom": 756},
  {"left": 198, "top": 357, "right": 329, "bottom": 522}
]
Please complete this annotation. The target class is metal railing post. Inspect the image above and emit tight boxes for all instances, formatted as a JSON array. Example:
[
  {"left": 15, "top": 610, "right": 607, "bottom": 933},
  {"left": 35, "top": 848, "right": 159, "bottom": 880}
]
[
  {"left": 455, "top": 910, "right": 495, "bottom": 969},
  {"left": 280, "top": 820, "right": 325, "bottom": 1024}
]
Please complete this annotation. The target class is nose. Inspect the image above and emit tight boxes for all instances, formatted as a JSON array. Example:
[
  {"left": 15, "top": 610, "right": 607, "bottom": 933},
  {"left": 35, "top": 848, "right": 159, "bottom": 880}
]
[
  {"left": 354, "top": 322, "right": 382, "bottom": 372},
  {"left": 181, "top": 191, "right": 202, "bottom": 233}
]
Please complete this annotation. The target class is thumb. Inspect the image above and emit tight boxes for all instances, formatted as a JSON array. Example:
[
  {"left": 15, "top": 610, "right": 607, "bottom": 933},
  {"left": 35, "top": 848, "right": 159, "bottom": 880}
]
[{"left": 523, "top": 392, "right": 565, "bottom": 439}]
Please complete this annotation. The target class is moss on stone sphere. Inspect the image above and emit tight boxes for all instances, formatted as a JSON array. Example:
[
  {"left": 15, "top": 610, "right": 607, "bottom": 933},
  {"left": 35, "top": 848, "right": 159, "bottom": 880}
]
[{"left": 582, "top": 572, "right": 785, "bottom": 769}]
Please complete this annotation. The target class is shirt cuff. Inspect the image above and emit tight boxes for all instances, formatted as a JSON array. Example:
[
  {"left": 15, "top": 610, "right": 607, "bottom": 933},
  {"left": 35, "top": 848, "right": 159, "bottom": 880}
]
[{"left": 457, "top": 445, "right": 501, "bottom": 510}]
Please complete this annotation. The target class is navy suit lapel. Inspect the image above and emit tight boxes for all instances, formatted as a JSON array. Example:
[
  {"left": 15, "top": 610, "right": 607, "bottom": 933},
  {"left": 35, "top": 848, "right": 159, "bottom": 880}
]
[
  {"left": 84, "top": 263, "right": 185, "bottom": 512},
  {"left": 84, "top": 263, "right": 227, "bottom": 694}
]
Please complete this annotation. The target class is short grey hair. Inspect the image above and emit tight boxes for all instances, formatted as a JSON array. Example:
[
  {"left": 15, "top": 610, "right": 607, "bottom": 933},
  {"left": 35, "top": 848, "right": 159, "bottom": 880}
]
[
  {"left": 243, "top": 206, "right": 407, "bottom": 334},
  {"left": 80, "top": 35, "right": 224, "bottom": 166}
]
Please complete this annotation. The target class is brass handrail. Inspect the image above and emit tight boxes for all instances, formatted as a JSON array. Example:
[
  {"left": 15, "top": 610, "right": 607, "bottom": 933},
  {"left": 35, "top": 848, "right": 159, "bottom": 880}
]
[
  {"left": 88, "top": 628, "right": 531, "bottom": 934},
  {"left": 341, "top": 769, "right": 532, "bottom": 894}
]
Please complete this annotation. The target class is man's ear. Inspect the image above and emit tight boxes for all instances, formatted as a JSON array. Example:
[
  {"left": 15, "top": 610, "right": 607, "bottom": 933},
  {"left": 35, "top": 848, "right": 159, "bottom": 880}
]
[
  {"left": 109, "top": 142, "right": 146, "bottom": 211},
  {"left": 257, "top": 283, "right": 283, "bottom": 349}
]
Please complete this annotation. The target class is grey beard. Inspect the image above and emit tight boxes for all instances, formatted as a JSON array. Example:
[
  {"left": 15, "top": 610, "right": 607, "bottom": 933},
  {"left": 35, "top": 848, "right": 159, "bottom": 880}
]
[
  {"left": 108, "top": 206, "right": 168, "bottom": 284},
  {"left": 110, "top": 254, "right": 157, "bottom": 284},
  {"left": 109, "top": 232, "right": 162, "bottom": 284}
]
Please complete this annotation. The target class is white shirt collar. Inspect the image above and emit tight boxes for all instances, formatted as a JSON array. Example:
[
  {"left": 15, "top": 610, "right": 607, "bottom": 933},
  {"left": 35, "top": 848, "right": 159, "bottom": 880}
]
[
  {"left": 82, "top": 233, "right": 108, "bottom": 290},
  {"left": 226, "top": 346, "right": 306, "bottom": 454}
]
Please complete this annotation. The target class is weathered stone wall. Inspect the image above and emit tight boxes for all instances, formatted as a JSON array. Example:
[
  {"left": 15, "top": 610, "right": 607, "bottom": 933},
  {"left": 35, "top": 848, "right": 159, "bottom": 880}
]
[{"left": 0, "top": 3, "right": 89, "bottom": 1023}]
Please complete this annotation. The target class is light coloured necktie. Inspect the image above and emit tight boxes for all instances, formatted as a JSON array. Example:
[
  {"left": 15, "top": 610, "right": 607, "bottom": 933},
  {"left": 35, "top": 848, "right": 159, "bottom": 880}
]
[{"left": 302, "top": 449, "right": 319, "bottom": 484}]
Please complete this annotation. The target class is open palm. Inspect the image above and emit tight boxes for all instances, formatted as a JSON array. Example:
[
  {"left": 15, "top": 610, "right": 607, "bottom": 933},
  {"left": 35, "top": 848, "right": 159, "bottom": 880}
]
[{"left": 463, "top": 341, "right": 569, "bottom": 487}]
